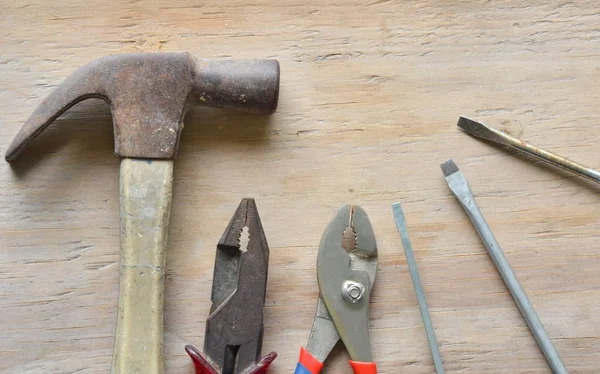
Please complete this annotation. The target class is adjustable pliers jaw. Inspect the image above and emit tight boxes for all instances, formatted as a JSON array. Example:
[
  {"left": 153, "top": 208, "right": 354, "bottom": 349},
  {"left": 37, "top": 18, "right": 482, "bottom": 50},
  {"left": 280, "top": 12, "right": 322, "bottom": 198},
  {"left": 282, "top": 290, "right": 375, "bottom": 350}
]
[
  {"left": 186, "top": 198, "right": 276, "bottom": 374},
  {"left": 296, "top": 205, "right": 378, "bottom": 374}
]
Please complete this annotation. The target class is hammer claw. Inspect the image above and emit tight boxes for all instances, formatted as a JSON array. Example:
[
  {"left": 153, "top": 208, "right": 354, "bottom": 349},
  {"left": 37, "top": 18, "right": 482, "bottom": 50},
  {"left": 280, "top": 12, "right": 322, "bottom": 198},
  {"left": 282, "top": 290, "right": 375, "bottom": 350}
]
[{"left": 5, "top": 61, "right": 108, "bottom": 162}]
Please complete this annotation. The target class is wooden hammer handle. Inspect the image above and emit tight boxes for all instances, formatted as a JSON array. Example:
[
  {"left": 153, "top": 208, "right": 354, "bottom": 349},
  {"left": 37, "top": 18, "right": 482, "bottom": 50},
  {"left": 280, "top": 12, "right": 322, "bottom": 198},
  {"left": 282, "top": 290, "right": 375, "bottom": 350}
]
[{"left": 111, "top": 158, "right": 174, "bottom": 374}]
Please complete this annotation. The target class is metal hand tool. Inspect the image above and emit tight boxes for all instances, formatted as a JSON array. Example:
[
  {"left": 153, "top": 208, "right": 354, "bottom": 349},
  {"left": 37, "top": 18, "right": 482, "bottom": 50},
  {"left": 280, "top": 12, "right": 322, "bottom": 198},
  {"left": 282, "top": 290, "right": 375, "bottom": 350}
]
[
  {"left": 458, "top": 116, "right": 600, "bottom": 185},
  {"left": 392, "top": 203, "right": 445, "bottom": 374},
  {"left": 185, "top": 198, "right": 276, "bottom": 374},
  {"left": 5, "top": 53, "right": 280, "bottom": 374},
  {"left": 441, "top": 159, "right": 568, "bottom": 374},
  {"left": 295, "top": 205, "right": 378, "bottom": 374}
]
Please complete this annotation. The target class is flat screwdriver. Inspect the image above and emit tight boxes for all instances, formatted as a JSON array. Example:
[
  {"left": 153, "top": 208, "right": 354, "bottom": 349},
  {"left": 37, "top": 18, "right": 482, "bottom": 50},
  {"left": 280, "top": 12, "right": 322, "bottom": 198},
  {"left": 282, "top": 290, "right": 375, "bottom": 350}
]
[
  {"left": 441, "top": 159, "right": 568, "bottom": 374},
  {"left": 392, "top": 203, "right": 445, "bottom": 374},
  {"left": 457, "top": 116, "right": 600, "bottom": 185}
]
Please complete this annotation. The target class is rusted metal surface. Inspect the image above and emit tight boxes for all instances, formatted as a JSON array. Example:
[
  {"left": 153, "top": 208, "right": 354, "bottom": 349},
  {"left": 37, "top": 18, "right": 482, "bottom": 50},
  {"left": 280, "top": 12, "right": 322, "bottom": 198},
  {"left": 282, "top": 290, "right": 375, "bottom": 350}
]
[
  {"left": 5, "top": 53, "right": 280, "bottom": 161},
  {"left": 457, "top": 116, "right": 600, "bottom": 185},
  {"left": 186, "top": 198, "right": 276, "bottom": 374}
]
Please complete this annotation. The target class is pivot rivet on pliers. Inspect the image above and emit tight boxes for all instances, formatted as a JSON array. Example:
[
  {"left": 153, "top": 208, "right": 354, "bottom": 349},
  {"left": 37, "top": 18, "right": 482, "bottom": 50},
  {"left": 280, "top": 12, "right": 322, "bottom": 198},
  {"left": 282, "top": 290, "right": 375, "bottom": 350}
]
[{"left": 341, "top": 281, "right": 365, "bottom": 303}]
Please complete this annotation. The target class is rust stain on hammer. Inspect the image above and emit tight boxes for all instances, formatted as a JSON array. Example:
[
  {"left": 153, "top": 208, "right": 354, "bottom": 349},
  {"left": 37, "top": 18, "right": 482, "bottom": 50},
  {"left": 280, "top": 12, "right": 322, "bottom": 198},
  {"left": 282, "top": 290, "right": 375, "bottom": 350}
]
[{"left": 6, "top": 52, "right": 280, "bottom": 161}]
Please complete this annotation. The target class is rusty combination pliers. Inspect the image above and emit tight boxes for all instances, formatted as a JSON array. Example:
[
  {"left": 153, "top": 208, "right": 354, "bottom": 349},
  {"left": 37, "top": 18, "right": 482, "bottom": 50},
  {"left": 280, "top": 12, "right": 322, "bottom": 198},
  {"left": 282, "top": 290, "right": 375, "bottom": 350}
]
[
  {"left": 185, "top": 198, "right": 276, "bottom": 374},
  {"left": 295, "top": 205, "right": 378, "bottom": 374}
]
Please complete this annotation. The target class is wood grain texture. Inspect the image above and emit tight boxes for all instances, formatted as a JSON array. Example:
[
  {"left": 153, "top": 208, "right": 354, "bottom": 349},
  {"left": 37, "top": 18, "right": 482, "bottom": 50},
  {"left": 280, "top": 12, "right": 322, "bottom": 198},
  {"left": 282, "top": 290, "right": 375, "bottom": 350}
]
[{"left": 1, "top": 1, "right": 599, "bottom": 373}]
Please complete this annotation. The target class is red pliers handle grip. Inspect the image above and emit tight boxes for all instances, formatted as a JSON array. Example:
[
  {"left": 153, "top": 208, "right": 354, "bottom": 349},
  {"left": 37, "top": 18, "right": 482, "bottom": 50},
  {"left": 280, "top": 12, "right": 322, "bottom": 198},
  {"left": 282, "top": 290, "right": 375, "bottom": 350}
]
[{"left": 294, "top": 348, "right": 377, "bottom": 374}]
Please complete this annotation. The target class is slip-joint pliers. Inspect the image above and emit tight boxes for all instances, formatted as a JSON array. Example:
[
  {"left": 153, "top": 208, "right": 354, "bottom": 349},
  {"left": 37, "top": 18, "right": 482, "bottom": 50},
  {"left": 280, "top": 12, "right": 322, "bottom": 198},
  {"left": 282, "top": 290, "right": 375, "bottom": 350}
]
[{"left": 295, "top": 204, "right": 378, "bottom": 374}]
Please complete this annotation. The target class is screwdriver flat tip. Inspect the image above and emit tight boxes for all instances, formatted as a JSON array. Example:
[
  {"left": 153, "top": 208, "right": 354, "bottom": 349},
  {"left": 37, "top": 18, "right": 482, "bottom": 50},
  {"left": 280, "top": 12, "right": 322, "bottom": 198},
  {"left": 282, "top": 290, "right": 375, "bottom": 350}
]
[
  {"left": 457, "top": 115, "right": 478, "bottom": 130},
  {"left": 440, "top": 159, "right": 459, "bottom": 177},
  {"left": 457, "top": 116, "right": 483, "bottom": 132},
  {"left": 457, "top": 116, "right": 501, "bottom": 143}
]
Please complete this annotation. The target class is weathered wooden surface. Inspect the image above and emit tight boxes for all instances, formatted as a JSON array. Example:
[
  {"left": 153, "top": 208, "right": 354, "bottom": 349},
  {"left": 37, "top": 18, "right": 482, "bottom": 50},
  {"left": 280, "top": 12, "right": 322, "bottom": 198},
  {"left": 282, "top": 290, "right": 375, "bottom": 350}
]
[{"left": 1, "top": 1, "right": 599, "bottom": 373}]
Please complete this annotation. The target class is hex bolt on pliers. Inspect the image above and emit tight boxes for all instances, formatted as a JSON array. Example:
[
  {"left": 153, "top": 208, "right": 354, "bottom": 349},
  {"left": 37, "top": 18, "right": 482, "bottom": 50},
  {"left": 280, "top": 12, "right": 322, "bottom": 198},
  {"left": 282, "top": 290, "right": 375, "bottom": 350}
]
[
  {"left": 295, "top": 205, "right": 379, "bottom": 374},
  {"left": 185, "top": 198, "right": 277, "bottom": 374}
]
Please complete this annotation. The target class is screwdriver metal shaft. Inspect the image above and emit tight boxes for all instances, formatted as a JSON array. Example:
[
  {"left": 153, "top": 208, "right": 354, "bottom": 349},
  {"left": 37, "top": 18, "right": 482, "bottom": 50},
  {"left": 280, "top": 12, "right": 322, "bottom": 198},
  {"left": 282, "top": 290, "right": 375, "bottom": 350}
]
[
  {"left": 458, "top": 116, "right": 600, "bottom": 185},
  {"left": 441, "top": 159, "right": 568, "bottom": 374},
  {"left": 392, "top": 203, "right": 445, "bottom": 374}
]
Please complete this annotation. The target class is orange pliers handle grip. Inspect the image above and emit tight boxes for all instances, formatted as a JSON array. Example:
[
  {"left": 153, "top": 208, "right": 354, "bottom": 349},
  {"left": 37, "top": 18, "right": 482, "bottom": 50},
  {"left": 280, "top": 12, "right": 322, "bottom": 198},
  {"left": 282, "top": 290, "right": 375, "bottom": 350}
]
[{"left": 295, "top": 348, "right": 377, "bottom": 374}]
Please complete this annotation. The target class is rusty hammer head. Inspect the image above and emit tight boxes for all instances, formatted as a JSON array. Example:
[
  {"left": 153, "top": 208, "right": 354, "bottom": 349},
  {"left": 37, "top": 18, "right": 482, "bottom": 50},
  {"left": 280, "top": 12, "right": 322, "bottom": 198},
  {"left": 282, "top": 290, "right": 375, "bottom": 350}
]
[{"left": 5, "top": 53, "right": 280, "bottom": 161}]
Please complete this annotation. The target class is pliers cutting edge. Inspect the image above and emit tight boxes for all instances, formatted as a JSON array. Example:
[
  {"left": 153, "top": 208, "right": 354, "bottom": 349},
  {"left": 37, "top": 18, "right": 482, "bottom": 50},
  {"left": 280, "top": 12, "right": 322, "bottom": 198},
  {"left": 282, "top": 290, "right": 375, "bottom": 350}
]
[
  {"left": 295, "top": 205, "right": 378, "bottom": 374},
  {"left": 185, "top": 198, "right": 276, "bottom": 374}
]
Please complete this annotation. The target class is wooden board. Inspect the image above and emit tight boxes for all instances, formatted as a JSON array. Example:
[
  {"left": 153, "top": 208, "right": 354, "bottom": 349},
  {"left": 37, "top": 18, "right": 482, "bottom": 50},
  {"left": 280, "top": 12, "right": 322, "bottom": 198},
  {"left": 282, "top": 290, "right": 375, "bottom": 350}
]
[{"left": 1, "top": 1, "right": 599, "bottom": 372}]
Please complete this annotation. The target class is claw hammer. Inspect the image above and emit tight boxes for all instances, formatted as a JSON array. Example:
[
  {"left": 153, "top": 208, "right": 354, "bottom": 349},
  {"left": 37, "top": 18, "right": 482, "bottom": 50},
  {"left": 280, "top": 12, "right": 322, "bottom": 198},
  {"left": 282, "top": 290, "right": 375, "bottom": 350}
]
[{"left": 5, "top": 53, "right": 280, "bottom": 373}]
